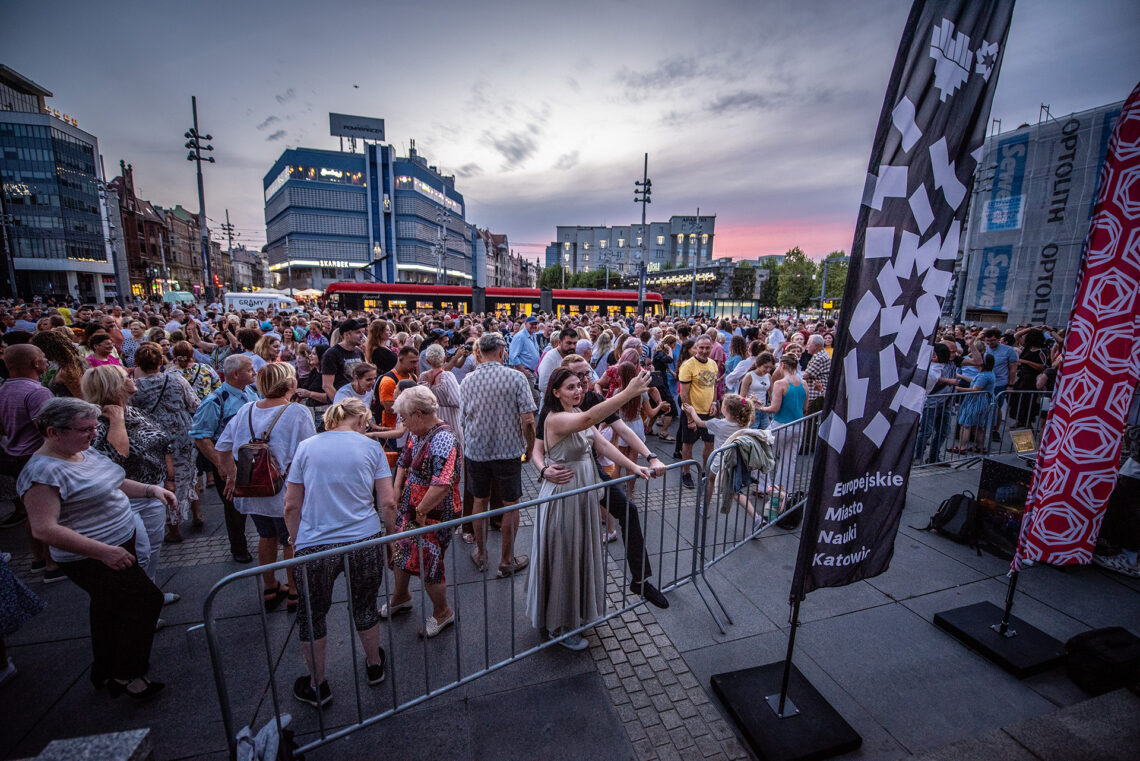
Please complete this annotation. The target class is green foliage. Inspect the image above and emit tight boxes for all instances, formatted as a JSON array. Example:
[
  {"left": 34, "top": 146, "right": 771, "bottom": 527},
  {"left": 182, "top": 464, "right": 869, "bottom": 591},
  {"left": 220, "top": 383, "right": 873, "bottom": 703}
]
[
  {"left": 730, "top": 261, "right": 756, "bottom": 301},
  {"left": 539, "top": 265, "right": 565, "bottom": 289},
  {"left": 823, "top": 250, "right": 848, "bottom": 300},
  {"left": 776, "top": 246, "right": 818, "bottom": 310}
]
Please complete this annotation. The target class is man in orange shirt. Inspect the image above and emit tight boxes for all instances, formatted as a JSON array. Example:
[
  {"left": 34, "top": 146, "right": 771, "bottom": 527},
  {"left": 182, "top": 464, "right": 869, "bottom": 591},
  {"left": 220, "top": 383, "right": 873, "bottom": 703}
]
[{"left": 372, "top": 346, "right": 419, "bottom": 429}]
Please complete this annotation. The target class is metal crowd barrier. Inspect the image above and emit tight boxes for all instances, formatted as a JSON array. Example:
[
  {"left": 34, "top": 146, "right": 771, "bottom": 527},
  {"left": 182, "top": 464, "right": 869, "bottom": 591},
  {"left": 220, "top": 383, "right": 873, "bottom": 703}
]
[
  {"left": 694, "top": 412, "right": 821, "bottom": 633},
  {"left": 202, "top": 458, "right": 702, "bottom": 760},
  {"left": 911, "top": 388, "right": 1052, "bottom": 469}
]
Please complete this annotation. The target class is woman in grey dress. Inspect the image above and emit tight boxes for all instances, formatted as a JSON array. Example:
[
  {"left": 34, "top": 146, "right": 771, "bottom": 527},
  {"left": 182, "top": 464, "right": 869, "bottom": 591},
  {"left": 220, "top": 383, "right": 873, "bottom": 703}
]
[
  {"left": 129, "top": 343, "right": 199, "bottom": 541},
  {"left": 526, "top": 367, "right": 650, "bottom": 651}
]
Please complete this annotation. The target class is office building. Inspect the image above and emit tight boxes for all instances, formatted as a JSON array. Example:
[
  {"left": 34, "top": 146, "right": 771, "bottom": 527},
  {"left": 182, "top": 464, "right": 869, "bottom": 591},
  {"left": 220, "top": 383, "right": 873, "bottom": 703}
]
[
  {"left": 956, "top": 98, "right": 1124, "bottom": 326},
  {"left": 545, "top": 215, "right": 716, "bottom": 276},
  {"left": 263, "top": 136, "right": 476, "bottom": 290},
  {"left": 0, "top": 65, "right": 118, "bottom": 301}
]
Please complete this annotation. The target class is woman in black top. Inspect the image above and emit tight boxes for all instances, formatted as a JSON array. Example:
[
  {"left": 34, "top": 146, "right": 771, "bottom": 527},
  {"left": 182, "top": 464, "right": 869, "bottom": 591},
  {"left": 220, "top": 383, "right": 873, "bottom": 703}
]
[
  {"left": 1011, "top": 328, "right": 1049, "bottom": 428},
  {"left": 365, "top": 319, "right": 397, "bottom": 375}
]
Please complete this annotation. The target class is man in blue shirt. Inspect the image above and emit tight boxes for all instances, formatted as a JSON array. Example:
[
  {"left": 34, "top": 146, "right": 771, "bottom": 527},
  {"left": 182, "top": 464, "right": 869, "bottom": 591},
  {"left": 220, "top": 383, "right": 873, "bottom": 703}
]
[
  {"left": 189, "top": 354, "right": 262, "bottom": 563},
  {"left": 984, "top": 328, "right": 1019, "bottom": 440}
]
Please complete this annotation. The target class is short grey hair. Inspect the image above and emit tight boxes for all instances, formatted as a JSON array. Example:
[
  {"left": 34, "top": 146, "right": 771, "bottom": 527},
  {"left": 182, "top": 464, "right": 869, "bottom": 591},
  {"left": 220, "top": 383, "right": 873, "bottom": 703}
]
[
  {"left": 478, "top": 333, "right": 507, "bottom": 356},
  {"left": 808, "top": 334, "right": 826, "bottom": 349},
  {"left": 223, "top": 353, "right": 252, "bottom": 376},
  {"left": 423, "top": 343, "right": 447, "bottom": 367},
  {"left": 36, "top": 397, "right": 100, "bottom": 434},
  {"left": 392, "top": 384, "right": 439, "bottom": 418}
]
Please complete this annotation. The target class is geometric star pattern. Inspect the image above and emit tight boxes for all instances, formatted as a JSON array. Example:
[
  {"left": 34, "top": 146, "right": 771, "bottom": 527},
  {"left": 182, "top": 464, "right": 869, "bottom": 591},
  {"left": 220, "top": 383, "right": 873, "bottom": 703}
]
[{"left": 1014, "top": 81, "right": 1140, "bottom": 569}]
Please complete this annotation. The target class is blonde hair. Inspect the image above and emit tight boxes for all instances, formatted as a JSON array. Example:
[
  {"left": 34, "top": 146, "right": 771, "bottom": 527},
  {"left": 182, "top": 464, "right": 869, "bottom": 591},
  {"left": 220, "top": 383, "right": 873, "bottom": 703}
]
[
  {"left": 257, "top": 361, "right": 296, "bottom": 398},
  {"left": 720, "top": 393, "right": 753, "bottom": 427},
  {"left": 392, "top": 384, "right": 438, "bottom": 418},
  {"left": 254, "top": 335, "right": 279, "bottom": 361},
  {"left": 81, "top": 364, "right": 130, "bottom": 406},
  {"left": 323, "top": 397, "right": 369, "bottom": 430}
]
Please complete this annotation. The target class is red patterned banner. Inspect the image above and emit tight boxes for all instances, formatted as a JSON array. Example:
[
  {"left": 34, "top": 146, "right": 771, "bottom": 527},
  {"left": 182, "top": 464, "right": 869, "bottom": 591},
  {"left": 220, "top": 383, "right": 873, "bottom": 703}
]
[{"left": 1014, "top": 82, "right": 1140, "bottom": 569}]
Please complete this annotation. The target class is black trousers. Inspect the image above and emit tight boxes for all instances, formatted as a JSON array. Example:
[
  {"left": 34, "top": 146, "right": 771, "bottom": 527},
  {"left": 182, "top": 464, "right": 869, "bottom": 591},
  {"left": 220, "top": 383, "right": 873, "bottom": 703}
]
[
  {"left": 59, "top": 534, "right": 163, "bottom": 682},
  {"left": 598, "top": 469, "right": 652, "bottom": 583},
  {"left": 1101, "top": 474, "right": 1140, "bottom": 552},
  {"left": 213, "top": 474, "right": 249, "bottom": 557}
]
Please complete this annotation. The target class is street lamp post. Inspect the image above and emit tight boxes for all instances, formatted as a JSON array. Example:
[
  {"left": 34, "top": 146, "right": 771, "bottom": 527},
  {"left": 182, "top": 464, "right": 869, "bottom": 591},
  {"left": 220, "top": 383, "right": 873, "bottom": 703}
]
[
  {"left": 690, "top": 208, "right": 701, "bottom": 317},
  {"left": 184, "top": 96, "right": 215, "bottom": 303}
]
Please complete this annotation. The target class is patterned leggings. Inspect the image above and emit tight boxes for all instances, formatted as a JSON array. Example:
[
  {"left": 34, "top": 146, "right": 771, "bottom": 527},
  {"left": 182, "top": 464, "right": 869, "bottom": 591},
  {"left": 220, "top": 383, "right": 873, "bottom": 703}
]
[{"left": 293, "top": 533, "right": 384, "bottom": 642}]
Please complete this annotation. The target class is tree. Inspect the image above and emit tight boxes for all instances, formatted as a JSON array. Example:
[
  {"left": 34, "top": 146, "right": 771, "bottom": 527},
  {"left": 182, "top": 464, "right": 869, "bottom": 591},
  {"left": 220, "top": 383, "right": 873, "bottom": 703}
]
[
  {"left": 757, "top": 264, "right": 780, "bottom": 307},
  {"left": 539, "top": 265, "right": 565, "bottom": 289},
  {"left": 822, "top": 250, "right": 848, "bottom": 301},
  {"left": 777, "top": 247, "right": 818, "bottom": 310},
  {"left": 730, "top": 261, "right": 756, "bottom": 301}
]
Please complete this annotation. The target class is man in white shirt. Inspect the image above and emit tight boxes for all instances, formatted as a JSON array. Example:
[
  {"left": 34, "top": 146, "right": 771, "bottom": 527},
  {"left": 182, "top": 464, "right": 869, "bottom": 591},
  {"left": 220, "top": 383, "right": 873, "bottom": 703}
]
[
  {"left": 536, "top": 328, "right": 580, "bottom": 399},
  {"left": 766, "top": 319, "right": 785, "bottom": 357}
]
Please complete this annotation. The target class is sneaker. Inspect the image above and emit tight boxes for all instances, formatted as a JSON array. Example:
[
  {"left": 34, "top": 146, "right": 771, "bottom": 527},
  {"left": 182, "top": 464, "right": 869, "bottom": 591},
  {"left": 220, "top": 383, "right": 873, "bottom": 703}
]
[
  {"left": 293, "top": 676, "right": 332, "bottom": 707},
  {"left": 0, "top": 657, "right": 16, "bottom": 688},
  {"left": 681, "top": 473, "right": 695, "bottom": 490},
  {"left": 43, "top": 568, "right": 66, "bottom": 584},
  {"left": 0, "top": 512, "right": 27, "bottom": 529},
  {"left": 155, "top": 618, "right": 166, "bottom": 632},
  {"left": 604, "top": 530, "right": 619, "bottom": 544},
  {"left": 162, "top": 592, "right": 180, "bottom": 606},
  {"left": 365, "top": 647, "right": 387, "bottom": 686},
  {"left": 556, "top": 632, "right": 590, "bottom": 651},
  {"left": 1092, "top": 553, "right": 1140, "bottom": 578}
]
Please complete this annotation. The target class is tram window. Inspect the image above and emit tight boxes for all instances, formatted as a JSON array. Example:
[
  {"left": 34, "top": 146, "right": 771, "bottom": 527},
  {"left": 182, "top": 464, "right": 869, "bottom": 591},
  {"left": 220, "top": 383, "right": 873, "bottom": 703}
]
[
  {"left": 364, "top": 299, "right": 379, "bottom": 309},
  {"left": 390, "top": 300, "right": 407, "bottom": 308},
  {"left": 441, "top": 301, "right": 454, "bottom": 309},
  {"left": 416, "top": 301, "right": 435, "bottom": 310}
]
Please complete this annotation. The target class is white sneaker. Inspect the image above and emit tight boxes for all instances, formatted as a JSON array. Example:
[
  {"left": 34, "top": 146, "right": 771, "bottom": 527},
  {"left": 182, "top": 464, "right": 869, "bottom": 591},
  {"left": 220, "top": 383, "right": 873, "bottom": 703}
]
[
  {"left": 163, "top": 592, "right": 180, "bottom": 606},
  {"left": 0, "top": 658, "right": 16, "bottom": 688},
  {"left": 557, "top": 633, "right": 590, "bottom": 651},
  {"left": 419, "top": 611, "right": 455, "bottom": 638},
  {"left": 1092, "top": 553, "right": 1140, "bottom": 578}
]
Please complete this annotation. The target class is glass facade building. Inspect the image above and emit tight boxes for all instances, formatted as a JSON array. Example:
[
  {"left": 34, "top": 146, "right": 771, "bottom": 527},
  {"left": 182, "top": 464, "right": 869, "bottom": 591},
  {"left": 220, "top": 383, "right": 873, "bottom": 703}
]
[
  {"left": 546, "top": 215, "right": 717, "bottom": 276},
  {"left": 263, "top": 140, "right": 477, "bottom": 290},
  {"left": 1, "top": 66, "right": 114, "bottom": 301}
]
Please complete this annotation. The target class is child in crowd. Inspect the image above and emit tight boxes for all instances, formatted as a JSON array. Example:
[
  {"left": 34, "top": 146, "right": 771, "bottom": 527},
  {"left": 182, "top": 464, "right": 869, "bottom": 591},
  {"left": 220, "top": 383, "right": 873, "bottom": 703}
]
[{"left": 682, "top": 394, "right": 763, "bottom": 528}]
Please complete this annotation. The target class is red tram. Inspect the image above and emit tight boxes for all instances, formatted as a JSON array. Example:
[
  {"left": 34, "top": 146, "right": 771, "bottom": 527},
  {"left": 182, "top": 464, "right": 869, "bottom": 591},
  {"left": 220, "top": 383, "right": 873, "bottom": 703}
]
[{"left": 324, "top": 282, "right": 664, "bottom": 317}]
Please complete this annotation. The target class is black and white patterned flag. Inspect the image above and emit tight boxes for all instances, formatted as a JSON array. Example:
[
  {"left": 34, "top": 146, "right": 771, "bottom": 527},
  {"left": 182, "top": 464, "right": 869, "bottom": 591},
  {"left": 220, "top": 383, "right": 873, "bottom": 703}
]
[{"left": 791, "top": 0, "right": 1016, "bottom": 597}]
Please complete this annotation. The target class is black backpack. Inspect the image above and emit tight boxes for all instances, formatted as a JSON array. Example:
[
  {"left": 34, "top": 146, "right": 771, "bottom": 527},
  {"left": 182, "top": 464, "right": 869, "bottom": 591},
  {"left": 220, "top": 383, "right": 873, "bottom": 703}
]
[{"left": 915, "top": 490, "right": 982, "bottom": 553}]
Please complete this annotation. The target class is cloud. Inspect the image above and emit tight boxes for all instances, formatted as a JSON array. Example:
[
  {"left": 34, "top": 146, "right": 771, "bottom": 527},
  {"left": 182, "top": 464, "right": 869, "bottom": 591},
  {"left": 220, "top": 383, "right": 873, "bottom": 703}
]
[
  {"left": 274, "top": 88, "right": 296, "bottom": 104},
  {"left": 616, "top": 57, "right": 700, "bottom": 93},
  {"left": 256, "top": 115, "right": 280, "bottom": 131},
  {"left": 266, "top": 130, "right": 287, "bottom": 142},
  {"left": 554, "top": 151, "right": 579, "bottom": 171},
  {"left": 455, "top": 163, "right": 482, "bottom": 179},
  {"left": 566, "top": 77, "right": 581, "bottom": 93},
  {"left": 705, "top": 90, "right": 779, "bottom": 114},
  {"left": 481, "top": 128, "right": 539, "bottom": 169}
]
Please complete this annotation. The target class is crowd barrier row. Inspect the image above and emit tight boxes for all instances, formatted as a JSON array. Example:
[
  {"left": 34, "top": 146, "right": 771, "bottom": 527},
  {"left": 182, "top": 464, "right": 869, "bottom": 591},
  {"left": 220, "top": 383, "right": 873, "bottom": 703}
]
[
  {"left": 200, "top": 388, "right": 1053, "bottom": 758},
  {"left": 202, "top": 458, "right": 704, "bottom": 759}
]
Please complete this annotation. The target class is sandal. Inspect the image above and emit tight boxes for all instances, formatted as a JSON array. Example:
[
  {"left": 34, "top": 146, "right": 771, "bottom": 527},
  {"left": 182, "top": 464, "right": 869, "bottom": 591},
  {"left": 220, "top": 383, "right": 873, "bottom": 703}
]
[
  {"left": 497, "top": 555, "right": 529, "bottom": 578},
  {"left": 471, "top": 548, "right": 486, "bottom": 573},
  {"left": 659, "top": 433, "right": 675, "bottom": 442},
  {"left": 286, "top": 589, "right": 300, "bottom": 614},
  {"left": 263, "top": 583, "right": 288, "bottom": 612}
]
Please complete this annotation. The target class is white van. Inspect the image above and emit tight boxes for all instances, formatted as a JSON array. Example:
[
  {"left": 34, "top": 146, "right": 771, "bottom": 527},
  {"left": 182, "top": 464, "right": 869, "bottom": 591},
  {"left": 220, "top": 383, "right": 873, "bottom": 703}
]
[{"left": 223, "top": 292, "right": 300, "bottom": 314}]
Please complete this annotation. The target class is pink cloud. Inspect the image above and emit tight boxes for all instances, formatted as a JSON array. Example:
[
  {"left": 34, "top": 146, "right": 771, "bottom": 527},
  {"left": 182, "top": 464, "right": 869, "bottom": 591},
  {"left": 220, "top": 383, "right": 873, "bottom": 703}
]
[{"left": 713, "top": 219, "right": 855, "bottom": 261}]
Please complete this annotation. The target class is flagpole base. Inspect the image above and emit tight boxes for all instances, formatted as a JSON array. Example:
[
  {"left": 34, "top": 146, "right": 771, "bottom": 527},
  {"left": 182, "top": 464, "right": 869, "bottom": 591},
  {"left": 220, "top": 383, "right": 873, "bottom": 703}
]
[
  {"left": 711, "top": 662, "right": 861, "bottom": 761},
  {"left": 934, "top": 601, "right": 1066, "bottom": 679}
]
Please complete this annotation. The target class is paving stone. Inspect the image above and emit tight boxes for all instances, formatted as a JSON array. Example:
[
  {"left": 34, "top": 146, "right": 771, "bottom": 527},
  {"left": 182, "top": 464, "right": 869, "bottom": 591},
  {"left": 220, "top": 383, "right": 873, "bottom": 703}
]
[
  {"left": 664, "top": 683, "right": 688, "bottom": 702},
  {"left": 643, "top": 678, "right": 665, "bottom": 697},
  {"left": 624, "top": 718, "right": 647, "bottom": 743},
  {"left": 709, "top": 721, "right": 734, "bottom": 741},
  {"left": 610, "top": 648, "right": 629, "bottom": 665},
  {"left": 596, "top": 659, "right": 615, "bottom": 675},
  {"left": 651, "top": 693, "right": 672, "bottom": 712},
  {"left": 603, "top": 672, "right": 622, "bottom": 690},
  {"left": 655, "top": 745, "right": 683, "bottom": 761},
  {"left": 634, "top": 632, "right": 653, "bottom": 646},
  {"left": 628, "top": 650, "right": 648, "bottom": 667},
  {"left": 658, "top": 669, "right": 679, "bottom": 687},
  {"left": 629, "top": 690, "right": 652, "bottom": 710},
  {"left": 634, "top": 738, "right": 658, "bottom": 761},
  {"left": 615, "top": 661, "right": 635, "bottom": 679},
  {"left": 668, "top": 727, "right": 695, "bottom": 750},
  {"left": 677, "top": 672, "right": 700, "bottom": 690},
  {"left": 648, "top": 656, "right": 670, "bottom": 672},
  {"left": 697, "top": 703, "right": 721, "bottom": 723},
  {"left": 637, "top": 706, "right": 662, "bottom": 727},
  {"left": 646, "top": 723, "right": 672, "bottom": 748},
  {"left": 627, "top": 620, "right": 645, "bottom": 634},
  {"left": 653, "top": 634, "right": 672, "bottom": 648},
  {"left": 615, "top": 702, "right": 637, "bottom": 724},
  {"left": 634, "top": 664, "right": 654, "bottom": 681},
  {"left": 659, "top": 709, "right": 684, "bottom": 731},
  {"left": 622, "top": 676, "right": 642, "bottom": 694},
  {"left": 609, "top": 687, "right": 631, "bottom": 706},
  {"left": 621, "top": 639, "right": 640, "bottom": 654},
  {"left": 642, "top": 643, "right": 660, "bottom": 658},
  {"left": 722, "top": 737, "right": 749, "bottom": 760},
  {"left": 694, "top": 734, "right": 723, "bottom": 757}
]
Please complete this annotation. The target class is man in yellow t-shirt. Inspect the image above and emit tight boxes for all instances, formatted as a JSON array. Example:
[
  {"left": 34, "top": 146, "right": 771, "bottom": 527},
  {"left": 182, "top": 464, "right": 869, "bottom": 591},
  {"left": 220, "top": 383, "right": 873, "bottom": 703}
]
[{"left": 678, "top": 335, "right": 718, "bottom": 488}]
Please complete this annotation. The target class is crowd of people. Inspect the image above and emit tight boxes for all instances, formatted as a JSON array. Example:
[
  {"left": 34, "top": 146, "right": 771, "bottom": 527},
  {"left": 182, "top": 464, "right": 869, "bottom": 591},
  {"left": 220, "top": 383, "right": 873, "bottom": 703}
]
[{"left": 0, "top": 294, "right": 1134, "bottom": 707}]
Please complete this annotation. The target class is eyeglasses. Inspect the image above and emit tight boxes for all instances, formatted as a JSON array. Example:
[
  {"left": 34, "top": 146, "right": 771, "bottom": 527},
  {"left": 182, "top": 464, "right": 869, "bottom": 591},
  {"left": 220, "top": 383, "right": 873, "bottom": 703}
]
[{"left": 64, "top": 426, "right": 97, "bottom": 435}]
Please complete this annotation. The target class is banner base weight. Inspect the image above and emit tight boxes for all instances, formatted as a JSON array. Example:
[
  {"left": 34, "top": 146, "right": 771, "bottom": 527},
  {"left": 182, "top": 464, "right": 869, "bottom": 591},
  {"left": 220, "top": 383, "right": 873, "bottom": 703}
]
[
  {"left": 711, "top": 662, "right": 862, "bottom": 761},
  {"left": 934, "top": 601, "right": 1066, "bottom": 678}
]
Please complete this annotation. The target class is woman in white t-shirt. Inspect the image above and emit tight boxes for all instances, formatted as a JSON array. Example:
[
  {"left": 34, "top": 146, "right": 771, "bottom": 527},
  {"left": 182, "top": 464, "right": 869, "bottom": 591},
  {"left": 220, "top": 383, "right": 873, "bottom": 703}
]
[
  {"left": 739, "top": 352, "right": 776, "bottom": 430},
  {"left": 217, "top": 362, "right": 316, "bottom": 614},
  {"left": 332, "top": 362, "right": 378, "bottom": 411},
  {"left": 283, "top": 398, "right": 395, "bottom": 707}
]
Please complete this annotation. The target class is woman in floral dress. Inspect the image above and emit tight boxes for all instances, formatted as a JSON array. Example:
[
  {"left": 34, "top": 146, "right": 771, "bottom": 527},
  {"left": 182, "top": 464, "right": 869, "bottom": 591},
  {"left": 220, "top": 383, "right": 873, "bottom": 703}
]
[
  {"left": 129, "top": 343, "right": 200, "bottom": 541},
  {"left": 167, "top": 341, "right": 222, "bottom": 401},
  {"left": 385, "top": 386, "right": 460, "bottom": 639}
]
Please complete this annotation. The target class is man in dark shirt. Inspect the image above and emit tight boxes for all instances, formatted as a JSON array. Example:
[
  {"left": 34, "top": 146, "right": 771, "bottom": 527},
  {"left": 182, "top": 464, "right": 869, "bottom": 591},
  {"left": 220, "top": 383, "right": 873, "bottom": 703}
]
[
  {"left": 532, "top": 355, "right": 669, "bottom": 608},
  {"left": 320, "top": 317, "right": 365, "bottom": 402}
]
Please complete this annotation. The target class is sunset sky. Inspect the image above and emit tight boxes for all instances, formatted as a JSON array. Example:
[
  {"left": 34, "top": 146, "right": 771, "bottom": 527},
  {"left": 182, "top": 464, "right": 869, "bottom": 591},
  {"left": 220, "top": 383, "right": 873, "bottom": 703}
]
[{"left": 4, "top": 0, "right": 1137, "bottom": 263}]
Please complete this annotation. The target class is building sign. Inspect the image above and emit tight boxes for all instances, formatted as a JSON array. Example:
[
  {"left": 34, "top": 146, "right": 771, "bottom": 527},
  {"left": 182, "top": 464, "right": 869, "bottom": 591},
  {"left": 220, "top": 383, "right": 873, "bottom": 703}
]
[
  {"left": 983, "top": 133, "right": 1028, "bottom": 231},
  {"left": 329, "top": 113, "right": 385, "bottom": 141},
  {"left": 974, "top": 244, "right": 1012, "bottom": 309}
]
